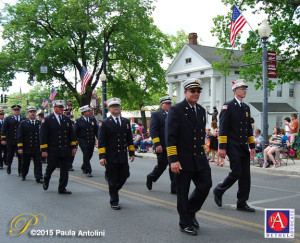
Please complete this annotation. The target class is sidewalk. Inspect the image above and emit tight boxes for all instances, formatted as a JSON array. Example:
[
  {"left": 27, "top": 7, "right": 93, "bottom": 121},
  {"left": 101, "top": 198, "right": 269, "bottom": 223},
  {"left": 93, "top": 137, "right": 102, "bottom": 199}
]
[{"left": 136, "top": 151, "right": 300, "bottom": 177}]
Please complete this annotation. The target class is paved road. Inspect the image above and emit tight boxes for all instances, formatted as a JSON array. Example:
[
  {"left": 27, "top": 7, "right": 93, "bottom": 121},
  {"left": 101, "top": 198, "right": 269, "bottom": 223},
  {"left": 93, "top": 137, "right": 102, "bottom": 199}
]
[{"left": 0, "top": 151, "right": 299, "bottom": 243}]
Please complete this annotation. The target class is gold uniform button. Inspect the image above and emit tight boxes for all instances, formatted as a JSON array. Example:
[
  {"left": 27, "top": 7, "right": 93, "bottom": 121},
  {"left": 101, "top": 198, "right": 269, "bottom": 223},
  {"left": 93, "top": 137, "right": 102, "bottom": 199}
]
[
  {"left": 201, "top": 152, "right": 203, "bottom": 155},
  {"left": 118, "top": 150, "right": 120, "bottom": 152},
  {"left": 194, "top": 130, "right": 196, "bottom": 132},
  {"left": 194, "top": 137, "right": 196, "bottom": 140},
  {"left": 201, "top": 137, "right": 203, "bottom": 139},
  {"left": 194, "top": 153, "right": 196, "bottom": 156},
  {"left": 124, "top": 149, "right": 126, "bottom": 152},
  {"left": 194, "top": 145, "right": 196, "bottom": 148}
]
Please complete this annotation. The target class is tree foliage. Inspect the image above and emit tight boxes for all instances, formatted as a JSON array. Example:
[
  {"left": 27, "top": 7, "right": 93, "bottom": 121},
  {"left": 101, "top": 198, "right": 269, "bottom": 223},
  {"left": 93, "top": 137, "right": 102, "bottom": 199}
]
[
  {"left": 0, "top": 0, "right": 170, "bottom": 107},
  {"left": 211, "top": 0, "right": 299, "bottom": 90}
]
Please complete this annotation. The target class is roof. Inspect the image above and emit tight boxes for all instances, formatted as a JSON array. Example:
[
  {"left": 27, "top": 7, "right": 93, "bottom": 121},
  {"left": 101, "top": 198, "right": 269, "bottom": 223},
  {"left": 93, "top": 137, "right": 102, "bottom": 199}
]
[
  {"left": 249, "top": 102, "right": 298, "bottom": 112},
  {"left": 187, "top": 44, "right": 244, "bottom": 68}
]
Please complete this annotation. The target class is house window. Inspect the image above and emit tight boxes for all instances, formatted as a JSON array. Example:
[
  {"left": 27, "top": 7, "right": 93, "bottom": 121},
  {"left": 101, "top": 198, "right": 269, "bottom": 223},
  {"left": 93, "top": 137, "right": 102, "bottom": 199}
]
[
  {"left": 174, "top": 75, "right": 178, "bottom": 79},
  {"left": 186, "top": 73, "right": 190, "bottom": 77},
  {"left": 277, "top": 83, "right": 282, "bottom": 97},
  {"left": 289, "top": 82, "right": 294, "bottom": 97},
  {"left": 200, "top": 71, "right": 204, "bottom": 75},
  {"left": 235, "top": 71, "right": 239, "bottom": 74},
  {"left": 276, "top": 116, "right": 283, "bottom": 128},
  {"left": 185, "top": 58, "right": 192, "bottom": 64}
]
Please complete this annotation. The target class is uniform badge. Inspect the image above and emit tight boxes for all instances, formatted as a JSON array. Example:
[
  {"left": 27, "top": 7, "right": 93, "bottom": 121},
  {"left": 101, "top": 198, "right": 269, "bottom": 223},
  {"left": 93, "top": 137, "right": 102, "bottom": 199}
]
[
  {"left": 222, "top": 105, "right": 228, "bottom": 110},
  {"left": 67, "top": 123, "right": 69, "bottom": 127},
  {"left": 127, "top": 124, "right": 129, "bottom": 129},
  {"left": 246, "top": 112, "right": 249, "bottom": 117},
  {"left": 185, "top": 107, "right": 188, "bottom": 110},
  {"left": 92, "top": 122, "right": 94, "bottom": 125},
  {"left": 203, "top": 116, "right": 205, "bottom": 122}
]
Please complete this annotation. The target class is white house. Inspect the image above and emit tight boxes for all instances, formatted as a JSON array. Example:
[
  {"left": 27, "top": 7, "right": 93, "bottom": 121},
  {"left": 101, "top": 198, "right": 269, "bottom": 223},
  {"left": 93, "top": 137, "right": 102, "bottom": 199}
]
[{"left": 165, "top": 33, "right": 299, "bottom": 136}]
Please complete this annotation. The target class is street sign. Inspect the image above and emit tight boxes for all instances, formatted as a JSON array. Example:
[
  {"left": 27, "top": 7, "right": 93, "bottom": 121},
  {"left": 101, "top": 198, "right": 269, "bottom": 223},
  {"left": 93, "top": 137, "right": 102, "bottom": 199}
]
[
  {"left": 267, "top": 51, "right": 277, "bottom": 78},
  {"left": 40, "top": 66, "right": 48, "bottom": 73}
]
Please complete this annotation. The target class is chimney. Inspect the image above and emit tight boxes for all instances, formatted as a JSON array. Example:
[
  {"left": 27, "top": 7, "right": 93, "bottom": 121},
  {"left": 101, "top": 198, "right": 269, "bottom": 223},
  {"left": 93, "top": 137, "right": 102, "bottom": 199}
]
[{"left": 188, "top": 33, "right": 198, "bottom": 45}]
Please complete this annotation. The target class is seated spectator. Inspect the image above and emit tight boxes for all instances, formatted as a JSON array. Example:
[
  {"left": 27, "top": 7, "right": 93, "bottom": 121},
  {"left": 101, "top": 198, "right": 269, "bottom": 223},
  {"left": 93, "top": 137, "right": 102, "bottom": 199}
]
[
  {"left": 205, "top": 129, "right": 212, "bottom": 160},
  {"left": 274, "top": 129, "right": 290, "bottom": 167},
  {"left": 133, "top": 130, "right": 142, "bottom": 147},
  {"left": 139, "top": 136, "right": 153, "bottom": 153},
  {"left": 262, "top": 126, "right": 283, "bottom": 168},
  {"left": 254, "top": 129, "right": 263, "bottom": 153}
]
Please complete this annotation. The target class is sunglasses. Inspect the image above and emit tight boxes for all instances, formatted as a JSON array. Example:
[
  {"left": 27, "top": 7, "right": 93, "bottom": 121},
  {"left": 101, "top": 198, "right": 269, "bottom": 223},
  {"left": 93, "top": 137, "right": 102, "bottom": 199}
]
[{"left": 188, "top": 89, "right": 201, "bottom": 93}]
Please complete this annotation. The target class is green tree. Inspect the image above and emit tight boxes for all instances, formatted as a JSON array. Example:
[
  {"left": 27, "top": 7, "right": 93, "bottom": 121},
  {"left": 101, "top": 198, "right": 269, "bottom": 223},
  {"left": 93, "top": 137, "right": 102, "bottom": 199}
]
[
  {"left": 0, "top": 0, "right": 170, "bottom": 109},
  {"left": 211, "top": 0, "right": 299, "bottom": 89}
]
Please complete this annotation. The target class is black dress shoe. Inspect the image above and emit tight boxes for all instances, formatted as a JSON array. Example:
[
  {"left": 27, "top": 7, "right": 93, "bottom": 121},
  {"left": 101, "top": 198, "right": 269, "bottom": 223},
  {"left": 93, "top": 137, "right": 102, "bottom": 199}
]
[
  {"left": 111, "top": 204, "right": 121, "bottom": 210},
  {"left": 58, "top": 189, "right": 72, "bottom": 194},
  {"left": 191, "top": 218, "right": 199, "bottom": 229},
  {"left": 6, "top": 167, "right": 11, "bottom": 174},
  {"left": 36, "top": 179, "right": 44, "bottom": 184},
  {"left": 86, "top": 173, "right": 93, "bottom": 177},
  {"left": 179, "top": 226, "right": 197, "bottom": 236},
  {"left": 69, "top": 167, "right": 74, "bottom": 171},
  {"left": 146, "top": 175, "right": 153, "bottom": 190},
  {"left": 170, "top": 190, "right": 177, "bottom": 195},
  {"left": 237, "top": 204, "right": 255, "bottom": 212},
  {"left": 21, "top": 177, "right": 26, "bottom": 181},
  {"left": 43, "top": 180, "right": 49, "bottom": 190},
  {"left": 81, "top": 169, "right": 86, "bottom": 174},
  {"left": 213, "top": 189, "right": 222, "bottom": 207}
]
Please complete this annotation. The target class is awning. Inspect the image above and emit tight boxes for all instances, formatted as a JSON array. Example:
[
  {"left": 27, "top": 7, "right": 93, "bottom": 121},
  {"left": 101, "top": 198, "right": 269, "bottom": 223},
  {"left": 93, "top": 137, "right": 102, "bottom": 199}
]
[{"left": 249, "top": 102, "right": 298, "bottom": 112}]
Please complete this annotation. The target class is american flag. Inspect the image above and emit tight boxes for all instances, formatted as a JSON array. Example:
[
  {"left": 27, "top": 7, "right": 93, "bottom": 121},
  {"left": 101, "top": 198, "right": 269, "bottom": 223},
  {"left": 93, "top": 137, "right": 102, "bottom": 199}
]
[
  {"left": 230, "top": 5, "right": 247, "bottom": 47},
  {"left": 81, "top": 66, "right": 93, "bottom": 95},
  {"left": 49, "top": 88, "right": 58, "bottom": 101},
  {"left": 42, "top": 99, "right": 49, "bottom": 108}
]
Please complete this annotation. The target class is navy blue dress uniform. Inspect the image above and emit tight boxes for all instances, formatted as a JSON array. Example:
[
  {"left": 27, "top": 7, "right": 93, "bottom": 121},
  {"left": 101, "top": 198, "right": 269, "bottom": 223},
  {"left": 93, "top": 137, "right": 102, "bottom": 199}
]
[
  {"left": 40, "top": 100, "right": 77, "bottom": 193},
  {"left": 74, "top": 105, "right": 98, "bottom": 176},
  {"left": 17, "top": 106, "right": 43, "bottom": 182},
  {"left": 63, "top": 109, "right": 76, "bottom": 171},
  {"left": 1, "top": 105, "right": 26, "bottom": 175},
  {"left": 98, "top": 98, "right": 135, "bottom": 208},
  {"left": 146, "top": 96, "right": 176, "bottom": 193},
  {"left": 0, "top": 110, "right": 7, "bottom": 169},
  {"left": 213, "top": 79, "right": 255, "bottom": 212},
  {"left": 166, "top": 79, "right": 212, "bottom": 233}
]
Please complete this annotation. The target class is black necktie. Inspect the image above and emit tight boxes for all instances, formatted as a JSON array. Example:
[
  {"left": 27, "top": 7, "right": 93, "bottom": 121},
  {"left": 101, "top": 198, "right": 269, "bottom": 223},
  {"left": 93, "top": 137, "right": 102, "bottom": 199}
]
[
  {"left": 59, "top": 115, "right": 62, "bottom": 125},
  {"left": 116, "top": 117, "right": 121, "bottom": 128},
  {"left": 86, "top": 118, "right": 89, "bottom": 123},
  {"left": 191, "top": 107, "right": 197, "bottom": 122},
  {"left": 31, "top": 121, "right": 35, "bottom": 126}
]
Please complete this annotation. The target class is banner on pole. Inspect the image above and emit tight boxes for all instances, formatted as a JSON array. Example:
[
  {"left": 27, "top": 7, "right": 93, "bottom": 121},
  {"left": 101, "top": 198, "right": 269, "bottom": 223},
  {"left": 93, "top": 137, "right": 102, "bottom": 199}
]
[{"left": 267, "top": 51, "right": 277, "bottom": 78}]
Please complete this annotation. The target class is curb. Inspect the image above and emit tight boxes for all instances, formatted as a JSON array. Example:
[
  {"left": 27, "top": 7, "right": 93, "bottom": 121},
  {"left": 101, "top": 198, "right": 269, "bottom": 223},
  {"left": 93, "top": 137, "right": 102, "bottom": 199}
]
[{"left": 137, "top": 152, "right": 300, "bottom": 177}]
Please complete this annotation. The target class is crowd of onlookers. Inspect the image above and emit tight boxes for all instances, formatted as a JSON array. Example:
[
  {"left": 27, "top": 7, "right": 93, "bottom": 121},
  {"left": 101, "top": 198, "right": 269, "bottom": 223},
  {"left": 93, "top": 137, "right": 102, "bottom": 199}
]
[{"left": 254, "top": 113, "right": 299, "bottom": 168}]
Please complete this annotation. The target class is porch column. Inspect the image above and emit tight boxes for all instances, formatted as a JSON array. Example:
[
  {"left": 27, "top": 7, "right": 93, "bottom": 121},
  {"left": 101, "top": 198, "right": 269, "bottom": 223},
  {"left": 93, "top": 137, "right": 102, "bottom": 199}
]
[{"left": 210, "top": 76, "right": 216, "bottom": 110}]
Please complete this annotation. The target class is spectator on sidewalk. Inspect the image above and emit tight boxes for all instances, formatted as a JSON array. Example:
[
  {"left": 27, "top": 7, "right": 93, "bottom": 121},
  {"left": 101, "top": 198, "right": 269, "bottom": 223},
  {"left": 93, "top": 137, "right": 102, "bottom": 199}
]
[
  {"left": 133, "top": 130, "right": 142, "bottom": 147},
  {"left": 288, "top": 114, "right": 298, "bottom": 145},
  {"left": 262, "top": 126, "right": 282, "bottom": 168},
  {"left": 139, "top": 135, "right": 153, "bottom": 153},
  {"left": 254, "top": 129, "right": 263, "bottom": 153},
  {"left": 284, "top": 117, "right": 291, "bottom": 139},
  {"left": 274, "top": 128, "right": 290, "bottom": 167}
]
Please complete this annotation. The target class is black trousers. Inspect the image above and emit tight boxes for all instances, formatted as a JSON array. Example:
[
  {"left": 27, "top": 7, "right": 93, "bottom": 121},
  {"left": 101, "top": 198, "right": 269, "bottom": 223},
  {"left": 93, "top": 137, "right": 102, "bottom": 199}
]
[
  {"left": 105, "top": 163, "right": 130, "bottom": 205},
  {"left": 68, "top": 154, "right": 75, "bottom": 169},
  {"left": 0, "top": 144, "right": 7, "bottom": 167},
  {"left": 44, "top": 152, "right": 70, "bottom": 192},
  {"left": 175, "top": 168, "right": 212, "bottom": 228},
  {"left": 7, "top": 144, "right": 23, "bottom": 174},
  {"left": 22, "top": 153, "right": 43, "bottom": 180},
  {"left": 80, "top": 146, "right": 94, "bottom": 174},
  {"left": 148, "top": 151, "right": 176, "bottom": 192},
  {"left": 214, "top": 154, "right": 251, "bottom": 205}
]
